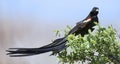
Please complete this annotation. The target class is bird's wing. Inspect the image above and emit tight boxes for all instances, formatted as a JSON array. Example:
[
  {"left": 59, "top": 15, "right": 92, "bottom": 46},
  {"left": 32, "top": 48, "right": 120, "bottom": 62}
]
[
  {"left": 68, "top": 16, "right": 93, "bottom": 35},
  {"left": 68, "top": 20, "right": 88, "bottom": 34}
]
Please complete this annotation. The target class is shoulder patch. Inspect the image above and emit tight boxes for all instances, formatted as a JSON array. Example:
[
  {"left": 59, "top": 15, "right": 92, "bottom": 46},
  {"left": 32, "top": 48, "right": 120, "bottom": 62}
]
[{"left": 83, "top": 18, "right": 91, "bottom": 23}]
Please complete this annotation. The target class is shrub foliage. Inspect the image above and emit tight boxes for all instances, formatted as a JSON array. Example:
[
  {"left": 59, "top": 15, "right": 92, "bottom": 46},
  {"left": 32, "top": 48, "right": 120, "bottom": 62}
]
[{"left": 56, "top": 24, "right": 120, "bottom": 64}]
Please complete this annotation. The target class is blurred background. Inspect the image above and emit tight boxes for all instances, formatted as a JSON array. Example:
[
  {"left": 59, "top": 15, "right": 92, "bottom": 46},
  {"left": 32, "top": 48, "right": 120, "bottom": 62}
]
[{"left": 0, "top": 0, "right": 120, "bottom": 64}]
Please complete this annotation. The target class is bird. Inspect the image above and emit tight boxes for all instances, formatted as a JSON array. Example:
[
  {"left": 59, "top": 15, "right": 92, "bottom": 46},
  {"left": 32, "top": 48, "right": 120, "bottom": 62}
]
[{"left": 6, "top": 7, "right": 99, "bottom": 57}]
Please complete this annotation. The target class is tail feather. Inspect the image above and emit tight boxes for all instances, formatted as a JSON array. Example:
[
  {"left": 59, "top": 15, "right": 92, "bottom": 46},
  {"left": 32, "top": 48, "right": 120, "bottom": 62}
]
[
  {"left": 6, "top": 39, "right": 67, "bottom": 57},
  {"left": 6, "top": 48, "right": 38, "bottom": 54},
  {"left": 6, "top": 48, "right": 52, "bottom": 57},
  {"left": 39, "top": 37, "right": 65, "bottom": 49},
  {"left": 9, "top": 53, "right": 39, "bottom": 57}
]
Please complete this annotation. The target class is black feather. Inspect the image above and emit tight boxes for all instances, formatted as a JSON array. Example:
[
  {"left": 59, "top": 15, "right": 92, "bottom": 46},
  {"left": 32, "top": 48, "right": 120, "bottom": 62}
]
[{"left": 6, "top": 7, "right": 99, "bottom": 57}]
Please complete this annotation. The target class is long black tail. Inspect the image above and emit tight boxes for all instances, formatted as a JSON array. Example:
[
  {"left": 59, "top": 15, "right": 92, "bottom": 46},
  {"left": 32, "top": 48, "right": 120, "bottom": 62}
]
[
  {"left": 6, "top": 38, "right": 66, "bottom": 57},
  {"left": 6, "top": 48, "right": 53, "bottom": 57}
]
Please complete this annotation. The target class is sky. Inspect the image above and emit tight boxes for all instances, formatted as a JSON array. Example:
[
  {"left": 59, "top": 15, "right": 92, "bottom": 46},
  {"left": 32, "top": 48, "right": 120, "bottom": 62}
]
[
  {"left": 1, "top": 0, "right": 120, "bottom": 25},
  {"left": 0, "top": 0, "right": 120, "bottom": 64}
]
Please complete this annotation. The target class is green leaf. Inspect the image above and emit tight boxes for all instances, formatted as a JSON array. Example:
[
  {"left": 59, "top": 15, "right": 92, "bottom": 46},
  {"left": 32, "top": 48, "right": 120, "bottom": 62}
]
[{"left": 56, "top": 25, "right": 120, "bottom": 64}]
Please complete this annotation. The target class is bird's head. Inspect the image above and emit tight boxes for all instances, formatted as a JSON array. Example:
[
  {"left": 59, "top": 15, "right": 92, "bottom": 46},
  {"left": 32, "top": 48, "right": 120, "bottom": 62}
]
[
  {"left": 83, "top": 7, "right": 99, "bottom": 23},
  {"left": 90, "top": 7, "right": 99, "bottom": 16}
]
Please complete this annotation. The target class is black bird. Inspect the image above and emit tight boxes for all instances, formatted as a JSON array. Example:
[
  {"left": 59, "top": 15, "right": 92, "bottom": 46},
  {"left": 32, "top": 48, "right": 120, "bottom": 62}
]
[{"left": 6, "top": 7, "right": 99, "bottom": 57}]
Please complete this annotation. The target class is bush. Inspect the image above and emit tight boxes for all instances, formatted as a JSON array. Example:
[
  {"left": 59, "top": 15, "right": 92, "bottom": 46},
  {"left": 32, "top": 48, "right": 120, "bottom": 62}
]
[{"left": 56, "top": 25, "right": 120, "bottom": 64}]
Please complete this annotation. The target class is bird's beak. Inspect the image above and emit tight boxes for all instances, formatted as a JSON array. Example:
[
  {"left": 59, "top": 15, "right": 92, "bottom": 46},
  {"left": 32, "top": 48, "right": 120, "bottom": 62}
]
[{"left": 96, "top": 9, "right": 99, "bottom": 12}]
